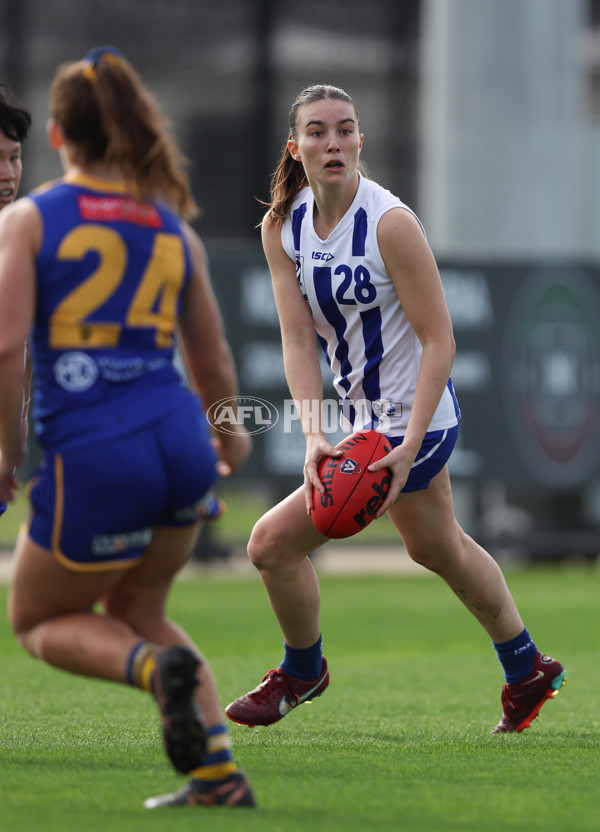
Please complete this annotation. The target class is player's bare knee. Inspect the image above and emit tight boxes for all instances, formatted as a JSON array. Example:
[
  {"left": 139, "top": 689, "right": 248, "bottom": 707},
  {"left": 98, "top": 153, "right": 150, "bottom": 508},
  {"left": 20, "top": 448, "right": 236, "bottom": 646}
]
[
  {"left": 406, "top": 547, "right": 434, "bottom": 571},
  {"left": 11, "top": 619, "right": 47, "bottom": 661},
  {"left": 405, "top": 544, "right": 450, "bottom": 574},
  {"left": 247, "top": 518, "right": 280, "bottom": 570}
]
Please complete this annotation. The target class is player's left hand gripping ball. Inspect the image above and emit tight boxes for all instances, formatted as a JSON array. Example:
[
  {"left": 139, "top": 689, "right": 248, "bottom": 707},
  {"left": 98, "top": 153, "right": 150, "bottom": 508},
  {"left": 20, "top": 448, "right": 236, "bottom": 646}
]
[{"left": 311, "top": 430, "right": 392, "bottom": 539}]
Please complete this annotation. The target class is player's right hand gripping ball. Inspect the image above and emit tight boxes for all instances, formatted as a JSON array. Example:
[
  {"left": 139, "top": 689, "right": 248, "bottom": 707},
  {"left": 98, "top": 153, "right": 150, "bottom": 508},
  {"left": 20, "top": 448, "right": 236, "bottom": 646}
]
[{"left": 311, "top": 430, "right": 392, "bottom": 539}]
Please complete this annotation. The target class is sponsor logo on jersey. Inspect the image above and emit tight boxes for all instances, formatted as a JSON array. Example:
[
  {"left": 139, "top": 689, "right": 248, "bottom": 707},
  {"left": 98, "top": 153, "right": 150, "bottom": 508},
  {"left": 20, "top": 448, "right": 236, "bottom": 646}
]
[
  {"left": 78, "top": 194, "right": 162, "bottom": 227},
  {"left": 96, "top": 356, "right": 168, "bottom": 382},
  {"left": 311, "top": 251, "right": 334, "bottom": 261},
  {"left": 54, "top": 351, "right": 98, "bottom": 392}
]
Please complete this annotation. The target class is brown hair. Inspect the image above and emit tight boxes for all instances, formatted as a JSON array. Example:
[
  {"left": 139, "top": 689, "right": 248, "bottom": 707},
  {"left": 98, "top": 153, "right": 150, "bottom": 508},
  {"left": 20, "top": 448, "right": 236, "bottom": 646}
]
[
  {"left": 264, "top": 84, "right": 367, "bottom": 228},
  {"left": 50, "top": 48, "right": 198, "bottom": 219}
]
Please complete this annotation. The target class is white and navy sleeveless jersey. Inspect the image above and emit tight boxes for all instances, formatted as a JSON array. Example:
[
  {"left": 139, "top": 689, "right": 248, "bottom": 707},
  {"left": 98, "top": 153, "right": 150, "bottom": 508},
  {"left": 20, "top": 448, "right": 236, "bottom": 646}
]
[{"left": 281, "top": 174, "right": 460, "bottom": 437}]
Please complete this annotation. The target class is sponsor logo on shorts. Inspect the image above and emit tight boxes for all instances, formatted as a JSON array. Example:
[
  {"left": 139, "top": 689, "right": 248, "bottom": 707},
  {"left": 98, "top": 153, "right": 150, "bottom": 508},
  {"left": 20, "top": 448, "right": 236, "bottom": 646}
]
[
  {"left": 173, "top": 505, "right": 201, "bottom": 523},
  {"left": 92, "top": 528, "right": 152, "bottom": 556}
]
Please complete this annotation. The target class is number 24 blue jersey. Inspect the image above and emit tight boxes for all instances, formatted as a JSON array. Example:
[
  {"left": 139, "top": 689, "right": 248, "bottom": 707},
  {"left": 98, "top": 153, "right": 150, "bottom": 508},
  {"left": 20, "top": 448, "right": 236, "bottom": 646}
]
[{"left": 29, "top": 172, "right": 193, "bottom": 451}]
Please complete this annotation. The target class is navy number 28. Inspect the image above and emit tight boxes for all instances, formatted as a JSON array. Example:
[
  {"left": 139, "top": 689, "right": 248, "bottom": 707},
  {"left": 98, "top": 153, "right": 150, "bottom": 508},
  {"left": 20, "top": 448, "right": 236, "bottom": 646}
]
[{"left": 315, "top": 264, "right": 376, "bottom": 305}]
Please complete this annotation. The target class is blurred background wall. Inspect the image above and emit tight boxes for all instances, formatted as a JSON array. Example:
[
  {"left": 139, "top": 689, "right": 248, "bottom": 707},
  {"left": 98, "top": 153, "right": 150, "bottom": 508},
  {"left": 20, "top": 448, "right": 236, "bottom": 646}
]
[{"left": 1, "top": 0, "right": 599, "bottom": 559}]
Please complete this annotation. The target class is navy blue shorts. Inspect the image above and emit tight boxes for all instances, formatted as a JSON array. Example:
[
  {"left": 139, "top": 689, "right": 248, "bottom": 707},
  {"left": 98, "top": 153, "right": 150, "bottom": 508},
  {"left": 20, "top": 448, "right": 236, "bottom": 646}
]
[
  {"left": 0, "top": 502, "right": 6, "bottom": 517},
  {"left": 387, "top": 424, "right": 459, "bottom": 493},
  {"left": 27, "top": 396, "right": 217, "bottom": 572}
]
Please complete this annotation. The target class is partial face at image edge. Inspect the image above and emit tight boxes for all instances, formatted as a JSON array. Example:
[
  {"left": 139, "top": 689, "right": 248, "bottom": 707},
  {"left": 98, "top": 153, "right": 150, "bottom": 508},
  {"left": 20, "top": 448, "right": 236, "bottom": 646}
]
[{"left": 0, "top": 129, "right": 23, "bottom": 211}]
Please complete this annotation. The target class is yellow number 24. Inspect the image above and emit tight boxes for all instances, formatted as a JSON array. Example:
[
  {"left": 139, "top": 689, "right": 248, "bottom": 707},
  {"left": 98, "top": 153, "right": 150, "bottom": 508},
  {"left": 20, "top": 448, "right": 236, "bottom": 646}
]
[{"left": 50, "top": 225, "right": 185, "bottom": 349}]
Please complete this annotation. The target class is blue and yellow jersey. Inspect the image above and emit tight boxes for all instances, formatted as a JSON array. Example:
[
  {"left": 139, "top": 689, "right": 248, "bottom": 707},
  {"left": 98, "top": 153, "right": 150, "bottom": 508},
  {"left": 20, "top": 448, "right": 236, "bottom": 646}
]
[{"left": 29, "top": 173, "right": 193, "bottom": 450}]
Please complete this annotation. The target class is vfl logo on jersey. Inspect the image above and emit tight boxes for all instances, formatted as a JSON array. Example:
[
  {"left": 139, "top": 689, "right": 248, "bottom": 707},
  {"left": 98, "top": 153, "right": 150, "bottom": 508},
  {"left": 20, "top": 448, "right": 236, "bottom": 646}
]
[
  {"left": 312, "top": 251, "right": 334, "bottom": 261},
  {"left": 340, "top": 458, "right": 361, "bottom": 475},
  {"left": 295, "top": 254, "right": 310, "bottom": 305},
  {"left": 54, "top": 351, "right": 98, "bottom": 392},
  {"left": 295, "top": 254, "right": 304, "bottom": 284}
]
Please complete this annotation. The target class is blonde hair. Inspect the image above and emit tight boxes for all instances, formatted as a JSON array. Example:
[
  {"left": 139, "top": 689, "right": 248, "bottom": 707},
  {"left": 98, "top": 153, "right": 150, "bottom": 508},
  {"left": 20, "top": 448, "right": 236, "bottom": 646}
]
[
  {"left": 50, "top": 47, "right": 198, "bottom": 219},
  {"left": 263, "top": 84, "right": 367, "bottom": 228}
]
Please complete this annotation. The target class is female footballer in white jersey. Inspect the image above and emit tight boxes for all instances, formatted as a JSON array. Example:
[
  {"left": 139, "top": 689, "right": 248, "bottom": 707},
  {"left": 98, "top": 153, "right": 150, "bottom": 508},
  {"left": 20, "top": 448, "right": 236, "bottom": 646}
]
[{"left": 225, "top": 84, "right": 565, "bottom": 735}]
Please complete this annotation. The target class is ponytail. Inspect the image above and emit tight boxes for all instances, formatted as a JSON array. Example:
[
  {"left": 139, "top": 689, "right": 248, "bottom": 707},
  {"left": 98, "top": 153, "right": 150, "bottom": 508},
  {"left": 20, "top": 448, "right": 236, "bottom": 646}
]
[
  {"left": 50, "top": 46, "right": 198, "bottom": 219},
  {"left": 262, "top": 137, "right": 309, "bottom": 228}
]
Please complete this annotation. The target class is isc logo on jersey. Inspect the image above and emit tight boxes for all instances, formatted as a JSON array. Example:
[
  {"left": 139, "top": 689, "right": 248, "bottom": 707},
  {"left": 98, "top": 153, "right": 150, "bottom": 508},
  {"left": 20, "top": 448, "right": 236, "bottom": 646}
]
[{"left": 311, "top": 251, "right": 334, "bottom": 261}]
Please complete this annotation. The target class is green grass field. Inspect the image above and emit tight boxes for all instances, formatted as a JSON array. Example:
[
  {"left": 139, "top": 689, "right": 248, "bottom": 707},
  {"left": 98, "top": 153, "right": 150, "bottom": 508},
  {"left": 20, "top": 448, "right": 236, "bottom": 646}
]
[{"left": 0, "top": 562, "right": 598, "bottom": 832}]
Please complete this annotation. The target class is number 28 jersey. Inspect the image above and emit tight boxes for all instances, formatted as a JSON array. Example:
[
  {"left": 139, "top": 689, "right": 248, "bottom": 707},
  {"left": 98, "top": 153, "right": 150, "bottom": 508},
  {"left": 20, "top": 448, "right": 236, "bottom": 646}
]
[
  {"left": 29, "top": 173, "right": 192, "bottom": 451},
  {"left": 281, "top": 174, "right": 460, "bottom": 437}
]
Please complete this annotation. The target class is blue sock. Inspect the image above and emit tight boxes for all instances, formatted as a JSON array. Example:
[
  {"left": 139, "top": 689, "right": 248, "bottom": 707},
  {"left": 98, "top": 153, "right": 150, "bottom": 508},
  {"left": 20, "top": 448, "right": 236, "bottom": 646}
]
[
  {"left": 280, "top": 636, "right": 323, "bottom": 681},
  {"left": 493, "top": 628, "right": 538, "bottom": 684}
]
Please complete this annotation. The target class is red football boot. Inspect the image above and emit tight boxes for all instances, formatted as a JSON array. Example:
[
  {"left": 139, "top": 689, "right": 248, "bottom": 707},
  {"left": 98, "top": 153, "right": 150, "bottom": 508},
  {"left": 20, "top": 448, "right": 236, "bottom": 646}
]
[
  {"left": 226, "top": 659, "right": 329, "bottom": 727},
  {"left": 491, "top": 652, "right": 566, "bottom": 734}
]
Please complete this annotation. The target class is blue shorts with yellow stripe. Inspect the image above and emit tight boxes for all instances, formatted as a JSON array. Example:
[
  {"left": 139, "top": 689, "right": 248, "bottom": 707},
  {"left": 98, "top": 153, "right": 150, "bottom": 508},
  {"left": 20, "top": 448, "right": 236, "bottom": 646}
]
[{"left": 27, "top": 398, "right": 217, "bottom": 572}]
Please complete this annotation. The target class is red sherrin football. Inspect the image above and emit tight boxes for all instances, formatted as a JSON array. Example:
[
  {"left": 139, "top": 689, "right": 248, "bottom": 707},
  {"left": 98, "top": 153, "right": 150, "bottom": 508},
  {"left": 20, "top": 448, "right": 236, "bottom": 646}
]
[{"left": 311, "top": 430, "right": 392, "bottom": 539}]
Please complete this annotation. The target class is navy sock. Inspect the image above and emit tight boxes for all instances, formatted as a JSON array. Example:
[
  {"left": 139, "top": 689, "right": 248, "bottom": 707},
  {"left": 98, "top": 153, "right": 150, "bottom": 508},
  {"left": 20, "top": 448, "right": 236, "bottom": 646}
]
[
  {"left": 280, "top": 636, "right": 323, "bottom": 681},
  {"left": 493, "top": 628, "right": 538, "bottom": 684}
]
